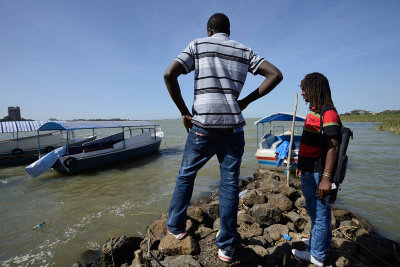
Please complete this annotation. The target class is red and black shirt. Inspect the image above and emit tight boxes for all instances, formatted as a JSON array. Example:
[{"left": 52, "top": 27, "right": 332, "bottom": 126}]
[{"left": 298, "top": 106, "right": 341, "bottom": 172}]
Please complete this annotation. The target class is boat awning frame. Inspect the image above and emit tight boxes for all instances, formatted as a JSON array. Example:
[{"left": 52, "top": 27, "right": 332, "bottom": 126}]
[
  {"left": 254, "top": 112, "right": 305, "bottom": 125},
  {"left": 38, "top": 121, "right": 159, "bottom": 131}
]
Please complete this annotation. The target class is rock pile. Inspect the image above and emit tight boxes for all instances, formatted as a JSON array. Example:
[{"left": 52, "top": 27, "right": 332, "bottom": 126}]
[{"left": 72, "top": 169, "right": 400, "bottom": 266}]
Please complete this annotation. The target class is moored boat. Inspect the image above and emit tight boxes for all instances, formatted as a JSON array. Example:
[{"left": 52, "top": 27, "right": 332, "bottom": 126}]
[
  {"left": 0, "top": 121, "right": 94, "bottom": 166},
  {"left": 254, "top": 113, "right": 305, "bottom": 172},
  {"left": 26, "top": 121, "right": 163, "bottom": 176}
]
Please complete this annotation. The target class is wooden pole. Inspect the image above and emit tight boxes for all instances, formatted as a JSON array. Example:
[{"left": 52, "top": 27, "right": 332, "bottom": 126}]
[{"left": 287, "top": 93, "right": 298, "bottom": 186}]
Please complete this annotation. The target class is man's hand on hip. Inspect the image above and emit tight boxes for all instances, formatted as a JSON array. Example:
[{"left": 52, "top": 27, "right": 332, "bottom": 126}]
[{"left": 182, "top": 115, "right": 193, "bottom": 133}]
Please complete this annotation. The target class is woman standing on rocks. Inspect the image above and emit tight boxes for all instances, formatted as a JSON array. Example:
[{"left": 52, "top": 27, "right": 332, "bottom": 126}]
[{"left": 293, "top": 72, "right": 341, "bottom": 266}]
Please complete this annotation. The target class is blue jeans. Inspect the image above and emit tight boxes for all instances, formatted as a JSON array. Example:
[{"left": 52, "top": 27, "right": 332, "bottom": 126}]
[
  {"left": 167, "top": 125, "right": 245, "bottom": 250},
  {"left": 301, "top": 172, "right": 332, "bottom": 263}
]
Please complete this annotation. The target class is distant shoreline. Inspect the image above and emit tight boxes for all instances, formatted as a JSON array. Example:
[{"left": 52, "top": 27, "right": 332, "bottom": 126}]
[{"left": 341, "top": 113, "right": 400, "bottom": 134}]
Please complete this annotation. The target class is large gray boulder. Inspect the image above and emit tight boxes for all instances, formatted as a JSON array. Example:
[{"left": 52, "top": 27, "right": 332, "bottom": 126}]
[
  {"left": 332, "top": 208, "right": 352, "bottom": 222},
  {"left": 285, "top": 211, "right": 307, "bottom": 231},
  {"left": 267, "top": 193, "right": 293, "bottom": 212},
  {"left": 140, "top": 219, "right": 193, "bottom": 252},
  {"left": 142, "top": 218, "right": 167, "bottom": 250},
  {"left": 158, "top": 235, "right": 199, "bottom": 256},
  {"left": 253, "top": 169, "right": 274, "bottom": 180},
  {"left": 242, "top": 189, "right": 266, "bottom": 207},
  {"left": 237, "top": 213, "right": 257, "bottom": 225},
  {"left": 257, "top": 177, "right": 281, "bottom": 194},
  {"left": 278, "top": 186, "right": 299, "bottom": 201},
  {"left": 265, "top": 224, "right": 289, "bottom": 241},
  {"left": 187, "top": 206, "right": 205, "bottom": 224},
  {"left": 237, "top": 222, "right": 263, "bottom": 239},
  {"left": 199, "top": 200, "right": 219, "bottom": 225},
  {"left": 250, "top": 203, "right": 282, "bottom": 226},
  {"left": 152, "top": 255, "right": 201, "bottom": 267},
  {"left": 195, "top": 225, "right": 214, "bottom": 240},
  {"left": 294, "top": 195, "right": 305, "bottom": 209},
  {"left": 77, "top": 249, "right": 101, "bottom": 266},
  {"left": 101, "top": 236, "right": 142, "bottom": 267}
]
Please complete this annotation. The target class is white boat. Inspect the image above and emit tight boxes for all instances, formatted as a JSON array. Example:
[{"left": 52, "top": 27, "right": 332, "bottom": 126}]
[
  {"left": 25, "top": 121, "right": 163, "bottom": 176},
  {"left": 0, "top": 121, "right": 95, "bottom": 166},
  {"left": 254, "top": 113, "right": 305, "bottom": 172}
]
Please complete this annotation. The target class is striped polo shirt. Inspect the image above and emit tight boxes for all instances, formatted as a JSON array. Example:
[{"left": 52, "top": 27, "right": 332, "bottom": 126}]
[
  {"left": 175, "top": 33, "right": 265, "bottom": 128},
  {"left": 297, "top": 106, "right": 341, "bottom": 172}
]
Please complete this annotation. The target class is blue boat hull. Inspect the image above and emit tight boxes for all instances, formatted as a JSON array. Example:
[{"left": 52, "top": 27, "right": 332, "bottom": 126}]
[{"left": 53, "top": 139, "right": 162, "bottom": 175}]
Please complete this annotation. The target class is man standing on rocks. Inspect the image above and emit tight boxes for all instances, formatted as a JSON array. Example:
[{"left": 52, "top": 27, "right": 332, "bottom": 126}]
[
  {"left": 163, "top": 13, "right": 283, "bottom": 263},
  {"left": 293, "top": 73, "right": 341, "bottom": 266}
]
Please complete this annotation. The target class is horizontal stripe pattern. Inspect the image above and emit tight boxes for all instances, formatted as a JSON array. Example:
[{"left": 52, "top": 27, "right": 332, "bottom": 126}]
[
  {"left": 297, "top": 108, "right": 341, "bottom": 171},
  {"left": 175, "top": 33, "right": 265, "bottom": 128},
  {"left": 194, "top": 88, "right": 240, "bottom": 97},
  {"left": 195, "top": 75, "right": 244, "bottom": 85},
  {"left": 195, "top": 52, "right": 249, "bottom": 65},
  {"left": 303, "top": 127, "right": 319, "bottom": 134},
  {"left": 323, "top": 122, "right": 340, "bottom": 127},
  {"left": 256, "top": 156, "right": 298, "bottom": 162}
]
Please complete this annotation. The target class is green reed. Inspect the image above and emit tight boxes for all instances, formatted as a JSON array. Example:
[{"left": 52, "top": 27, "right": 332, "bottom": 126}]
[{"left": 341, "top": 112, "right": 400, "bottom": 134}]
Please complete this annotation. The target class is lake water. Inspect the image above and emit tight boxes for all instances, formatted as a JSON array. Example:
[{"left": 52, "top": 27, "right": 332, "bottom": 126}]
[{"left": 0, "top": 119, "right": 399, "bottom": 266}]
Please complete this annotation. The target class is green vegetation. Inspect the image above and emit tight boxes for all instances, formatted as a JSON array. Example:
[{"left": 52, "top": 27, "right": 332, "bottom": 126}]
[
  {"left": 0, "top": 116, "right": 32, "bottom": 122},
  {"left": 341, "top": 110, "right": 400, "bottom": 134}
]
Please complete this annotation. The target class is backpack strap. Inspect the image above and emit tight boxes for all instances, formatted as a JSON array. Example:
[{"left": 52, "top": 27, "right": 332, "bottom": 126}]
[{"left": 318, "top": 105, "right": 339, "bottom": 174}]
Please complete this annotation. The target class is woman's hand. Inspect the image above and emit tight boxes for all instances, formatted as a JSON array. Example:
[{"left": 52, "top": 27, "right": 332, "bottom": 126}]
[{"left": 296, "top": 169, "right": 302, "bottom": 178}]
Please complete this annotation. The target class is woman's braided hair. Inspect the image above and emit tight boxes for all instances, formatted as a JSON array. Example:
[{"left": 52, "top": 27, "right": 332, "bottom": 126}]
[{"left": 301, "top": 72, "right": 333, "bottom": 113}]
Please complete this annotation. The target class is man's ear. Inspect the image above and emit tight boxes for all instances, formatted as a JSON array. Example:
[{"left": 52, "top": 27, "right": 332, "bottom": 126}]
[{"left": 207, "top": 28, "right": 214, "bottom": 37}]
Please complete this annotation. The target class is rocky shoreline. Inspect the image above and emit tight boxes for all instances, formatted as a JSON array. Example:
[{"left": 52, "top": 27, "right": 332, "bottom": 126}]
[{"left": 72, "top": 169, "right": 400, "bottom": 266}]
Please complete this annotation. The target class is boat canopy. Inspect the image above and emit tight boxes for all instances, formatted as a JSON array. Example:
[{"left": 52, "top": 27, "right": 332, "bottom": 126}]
[
  {"left": 254, "top": 113, "right": 306, "bottom": 125},
  {"left": 1, "top": 121, "right": 49, "bottom": 133},
  {"left": 38, "top": 121, "right": 158, "bottom": 131}
]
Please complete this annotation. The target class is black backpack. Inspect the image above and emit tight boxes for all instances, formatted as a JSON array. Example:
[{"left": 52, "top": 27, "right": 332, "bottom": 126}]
[{"left": 319, "top": 106, "right": 353, "bottom": 203}]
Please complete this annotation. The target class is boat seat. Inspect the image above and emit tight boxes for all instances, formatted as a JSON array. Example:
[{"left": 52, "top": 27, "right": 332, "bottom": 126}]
[
  {"left": 271, "top": 140, "right": 283, "bottom": 151},
  {"left": 261, "top": 134, "right": 279, "bottom": 149}
]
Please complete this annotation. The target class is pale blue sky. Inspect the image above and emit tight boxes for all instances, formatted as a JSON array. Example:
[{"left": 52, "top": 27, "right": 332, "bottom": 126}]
[{"left": 1, "top": 0, "right": 399, "bottom": 120}]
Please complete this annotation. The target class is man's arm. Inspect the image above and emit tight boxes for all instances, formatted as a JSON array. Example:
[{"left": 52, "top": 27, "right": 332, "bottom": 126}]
[
  {"left": 318, "top": 136, "right": 340, "bottom": 199},
  {"left": 163, "top": 60, "right": 193, "bottom": 132},
  {"left": 237, "top": 60, "right": 283, "bottom": 111}
]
